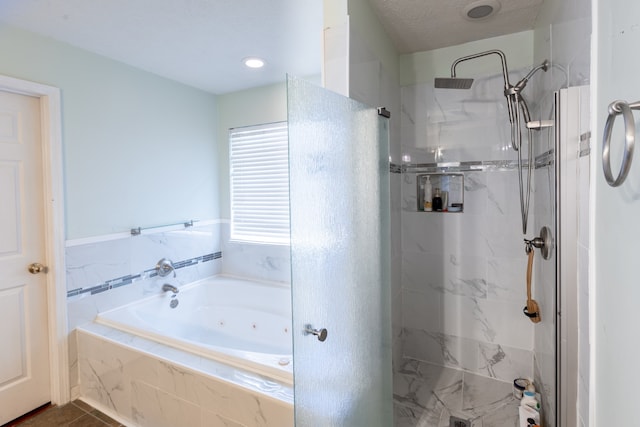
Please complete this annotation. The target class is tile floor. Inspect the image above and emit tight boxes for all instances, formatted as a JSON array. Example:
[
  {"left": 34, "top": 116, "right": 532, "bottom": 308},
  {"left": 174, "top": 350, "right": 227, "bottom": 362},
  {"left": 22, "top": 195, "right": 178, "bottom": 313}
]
[
  {"left": 394, "top": 359, "right": 521, "bottom": 427},
  {"left": 5, "top": 400, "right": 124, "bottom": 427}
]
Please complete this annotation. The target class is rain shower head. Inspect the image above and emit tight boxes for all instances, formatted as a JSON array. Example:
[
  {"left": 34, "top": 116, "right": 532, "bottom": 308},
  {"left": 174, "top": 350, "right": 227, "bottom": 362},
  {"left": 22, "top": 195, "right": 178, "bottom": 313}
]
[
  {"left": 434, "top": 77, "right": 474, "bottom": 89},
  {"left": 434, "top": 50, "right": 509, "bottom": 90}
]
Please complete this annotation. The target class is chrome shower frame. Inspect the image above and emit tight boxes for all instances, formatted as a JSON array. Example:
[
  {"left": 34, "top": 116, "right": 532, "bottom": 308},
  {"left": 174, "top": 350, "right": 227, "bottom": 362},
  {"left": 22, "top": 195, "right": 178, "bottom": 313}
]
[{"left": 439, "top": 50, "right": 550, "bottom": 234}]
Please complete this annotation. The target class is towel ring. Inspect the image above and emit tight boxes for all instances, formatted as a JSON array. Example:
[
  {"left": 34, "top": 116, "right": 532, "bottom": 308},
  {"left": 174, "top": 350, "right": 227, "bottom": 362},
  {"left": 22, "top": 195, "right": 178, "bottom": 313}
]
[{"left": 602, "top": 100, "right": 640, "bottom": 187}]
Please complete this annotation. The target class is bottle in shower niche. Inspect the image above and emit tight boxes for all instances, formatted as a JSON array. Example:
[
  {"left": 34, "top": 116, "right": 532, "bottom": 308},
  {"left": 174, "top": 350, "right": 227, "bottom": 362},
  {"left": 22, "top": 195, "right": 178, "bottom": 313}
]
[
  {"left": 432, "top": 187, "right": 443, "bottom": 211},
  {"left": 423, "top": 176, "right": 433, "bottom": 211}
]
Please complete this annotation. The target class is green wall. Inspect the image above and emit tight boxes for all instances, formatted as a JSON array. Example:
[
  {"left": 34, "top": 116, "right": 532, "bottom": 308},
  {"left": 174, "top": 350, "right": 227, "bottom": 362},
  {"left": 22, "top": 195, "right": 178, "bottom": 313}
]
[
  {"left": 0, "top": 25, "right": 219, "bottom": 239},
  {"left": 216, "top": 82, "right": 288, "bottom": 218}
]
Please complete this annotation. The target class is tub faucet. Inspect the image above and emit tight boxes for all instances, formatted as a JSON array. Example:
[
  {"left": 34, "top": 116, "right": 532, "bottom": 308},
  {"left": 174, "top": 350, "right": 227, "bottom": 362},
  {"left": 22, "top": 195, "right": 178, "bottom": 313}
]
[
  {"left": 162, "top": 283, "right": 179, "bottom": 294},
  {"left": 156, "top": 258, "right": 176, "bottom": 278}
]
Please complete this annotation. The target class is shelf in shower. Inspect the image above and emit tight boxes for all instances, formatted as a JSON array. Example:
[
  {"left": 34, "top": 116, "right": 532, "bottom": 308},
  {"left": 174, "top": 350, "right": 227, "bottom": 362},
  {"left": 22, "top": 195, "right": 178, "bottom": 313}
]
[{"left": 416, "top": 173, "right": 464, "bottom": 213}]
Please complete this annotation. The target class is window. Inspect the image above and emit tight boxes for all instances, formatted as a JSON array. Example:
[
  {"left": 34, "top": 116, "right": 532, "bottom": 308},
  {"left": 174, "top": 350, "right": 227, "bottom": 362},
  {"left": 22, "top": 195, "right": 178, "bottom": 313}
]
[{"left": 229, "top": 122, "right": 290, "bottom": 245}]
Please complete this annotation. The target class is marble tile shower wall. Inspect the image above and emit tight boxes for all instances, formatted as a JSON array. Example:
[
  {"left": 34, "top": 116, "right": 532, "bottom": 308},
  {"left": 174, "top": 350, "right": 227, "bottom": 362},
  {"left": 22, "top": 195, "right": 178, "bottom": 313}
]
[
  {"left": 399, "top": 81, "right": 536, "bottom": 386},
  {"left": 401, "top": 171, "right": 535, "bottom": 383}
]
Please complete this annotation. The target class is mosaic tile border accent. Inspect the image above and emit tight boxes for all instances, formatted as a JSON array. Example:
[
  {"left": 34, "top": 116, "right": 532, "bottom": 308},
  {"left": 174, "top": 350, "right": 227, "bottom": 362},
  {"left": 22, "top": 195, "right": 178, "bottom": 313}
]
[{"left": 66, "top": 251, "right": 222, "bottom": 298}]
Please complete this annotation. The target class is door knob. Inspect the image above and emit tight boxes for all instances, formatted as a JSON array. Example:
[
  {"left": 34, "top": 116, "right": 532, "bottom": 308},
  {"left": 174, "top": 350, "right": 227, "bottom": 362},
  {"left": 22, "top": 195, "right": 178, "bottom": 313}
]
[
  {"left": 304, "top": 324, "right": 328, "bottom": 342},
  {"left": 28, "top": 263, "right": 48, "bottom": 274}
]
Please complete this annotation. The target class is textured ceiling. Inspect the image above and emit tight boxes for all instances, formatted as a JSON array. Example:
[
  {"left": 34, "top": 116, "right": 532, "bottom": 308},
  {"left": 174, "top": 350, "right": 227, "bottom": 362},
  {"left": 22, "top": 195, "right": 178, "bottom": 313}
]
[
  {"left": 368, "top": 0, "right": 544, "bottom": 53},
  {"left": 0, "top": 0, "right": 323, "bottom": 94}
]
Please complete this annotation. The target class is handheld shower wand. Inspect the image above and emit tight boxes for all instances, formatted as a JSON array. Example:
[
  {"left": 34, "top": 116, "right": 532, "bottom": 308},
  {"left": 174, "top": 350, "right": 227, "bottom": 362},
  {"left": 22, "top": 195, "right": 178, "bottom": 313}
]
[{"left": 435, "top": 51, "right": 550, "bottom": 234}]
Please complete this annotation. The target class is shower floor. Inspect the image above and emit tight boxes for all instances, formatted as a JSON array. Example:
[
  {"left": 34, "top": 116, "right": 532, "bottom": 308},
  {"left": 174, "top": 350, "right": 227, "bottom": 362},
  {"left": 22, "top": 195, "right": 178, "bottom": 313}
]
[{"left": 394, "top": 359, "right": 520, "bottom": 427}]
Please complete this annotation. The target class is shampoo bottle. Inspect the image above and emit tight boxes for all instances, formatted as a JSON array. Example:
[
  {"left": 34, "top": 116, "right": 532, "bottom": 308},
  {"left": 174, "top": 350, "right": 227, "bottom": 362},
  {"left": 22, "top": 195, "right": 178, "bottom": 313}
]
[
  {"left": 423, "top": 176, "right": 433, "bottom": 211},
  {"left": 432, "top": 187, "right": 443, "bottom": 211}
]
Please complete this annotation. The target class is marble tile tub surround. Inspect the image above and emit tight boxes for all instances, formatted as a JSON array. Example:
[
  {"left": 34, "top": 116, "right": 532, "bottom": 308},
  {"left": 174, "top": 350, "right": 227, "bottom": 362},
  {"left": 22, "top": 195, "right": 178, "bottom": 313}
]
[
  {"left": 77, "top": 323, "right": 293, "bottom": 427},
  {"left": 220, "top": 222, "right": 291, "bottom": 284},
  {"left": 66, "top": 221, "right": 222, "bottom": 294},
  {"left": 394, "top": 359, "right": 520, "bottom": 427},
  {"left": 66, "top": 221, "right": 223, "bottom": 331}
]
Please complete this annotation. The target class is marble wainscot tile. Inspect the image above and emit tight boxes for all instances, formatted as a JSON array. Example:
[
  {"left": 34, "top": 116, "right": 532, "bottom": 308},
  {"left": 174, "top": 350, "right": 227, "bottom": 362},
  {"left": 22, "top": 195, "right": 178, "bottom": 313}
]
[
  {"left": 78, "top": 331, "right": 137, "bottom": 420},
  {"left": 77, "top": 324, "right": 293, "bottom": 427},
  {"left": 68, "top": 330, "right": 80, "bottom": 398},
  {"left": 66, "top": 238, "right": 131, "bottom": 292},
  {"left": 221, "top": 241, "right": 290, "bottom": 284},
  {"left": 220, "top": 224, "right": 291, "bottom": 284},
  {"left": 67, "top": 277, "right": 155, "bottom": 329},
  {"left": 130, "top": 223, "right": 221, "bottom": 274},
  {"left": 131, "top": 380, "right": 200, "bottom": 427}
]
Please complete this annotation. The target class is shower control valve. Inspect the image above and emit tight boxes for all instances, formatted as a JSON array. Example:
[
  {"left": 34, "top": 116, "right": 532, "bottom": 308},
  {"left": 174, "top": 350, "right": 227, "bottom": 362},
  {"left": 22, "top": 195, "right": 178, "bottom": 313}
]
[{"left": 523, "top": 226, "right": 553, "bottom": 260}]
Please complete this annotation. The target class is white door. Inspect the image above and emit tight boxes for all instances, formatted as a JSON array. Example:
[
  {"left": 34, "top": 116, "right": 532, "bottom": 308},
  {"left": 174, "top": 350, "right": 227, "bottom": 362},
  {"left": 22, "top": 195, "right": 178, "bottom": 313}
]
[{"left": 0, "top": 90, "right": 51, "bottom": 424}]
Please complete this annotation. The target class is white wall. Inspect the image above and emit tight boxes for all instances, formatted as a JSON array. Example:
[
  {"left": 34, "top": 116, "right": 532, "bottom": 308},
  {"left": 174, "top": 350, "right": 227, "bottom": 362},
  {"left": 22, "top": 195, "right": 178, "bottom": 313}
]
[
  {"left": 0, "top": 24, "right": 220, "bottom": 240},
  {"left": 533, "top": 0, "right": 591, "bottom": 425},
  {"left": 592, "top": 0, "right": 640, "bottom": 425}
]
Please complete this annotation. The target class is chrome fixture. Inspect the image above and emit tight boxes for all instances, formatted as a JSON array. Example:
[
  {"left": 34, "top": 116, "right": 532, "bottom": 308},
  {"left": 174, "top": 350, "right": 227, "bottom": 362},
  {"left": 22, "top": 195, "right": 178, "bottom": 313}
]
[
  {"left": 162, "top": 283, "right": 179, "bottom": 294},
  {"left": 156, "top": 258, "right": 176, "bottom": 278},
  {"left": 463, "top": 0, "right": 501, "bottom": 20},
  {"left": 435, "top": 50, "right": 550, "bottom": 234},
  {"left": 524, "top": 226, "right": 553, "bottom": 260},
  {"left": 602, "top": 99, "right": 639, "bottom": 187},
  {"left": 304, "top": 324, "right": 328, "bottom": 342},
  {"left": 131, "top": 219, "right": 194, "bottom": 236}
]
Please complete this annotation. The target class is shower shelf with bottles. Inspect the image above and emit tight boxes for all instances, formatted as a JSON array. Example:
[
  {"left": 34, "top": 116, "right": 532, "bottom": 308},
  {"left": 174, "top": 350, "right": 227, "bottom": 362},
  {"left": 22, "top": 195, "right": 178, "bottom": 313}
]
[{"left": 416, "top": 173, "right": 464, "bottom": 213}]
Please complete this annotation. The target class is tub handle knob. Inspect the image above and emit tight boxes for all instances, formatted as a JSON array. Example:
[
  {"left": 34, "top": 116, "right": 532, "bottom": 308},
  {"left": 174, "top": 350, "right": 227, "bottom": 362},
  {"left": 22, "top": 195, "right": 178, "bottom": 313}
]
[
  {"left": 156, "top": 258, "right": 176, "bottom": 278},
  {"left": 304, "top": 325, "right": 328, "bottom": 342}
]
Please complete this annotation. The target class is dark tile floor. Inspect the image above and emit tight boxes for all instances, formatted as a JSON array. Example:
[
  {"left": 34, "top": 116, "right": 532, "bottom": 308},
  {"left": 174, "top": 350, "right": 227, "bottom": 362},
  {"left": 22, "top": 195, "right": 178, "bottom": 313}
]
[{"left": 4, "top": 400, "right": 124, "bottom": 427}]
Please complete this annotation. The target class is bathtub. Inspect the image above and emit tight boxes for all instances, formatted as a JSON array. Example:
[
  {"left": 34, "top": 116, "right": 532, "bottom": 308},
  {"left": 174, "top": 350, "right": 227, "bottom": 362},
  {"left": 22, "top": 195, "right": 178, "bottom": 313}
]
[{"left": 95, "top": 274, "right": 293, "bottom": 384}]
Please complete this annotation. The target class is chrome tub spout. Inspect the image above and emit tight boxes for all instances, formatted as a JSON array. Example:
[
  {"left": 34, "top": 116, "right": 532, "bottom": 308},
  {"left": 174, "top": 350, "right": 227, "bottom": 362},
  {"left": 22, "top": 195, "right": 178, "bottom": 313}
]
[{"left": 162, "top": 283, "right": 179, "bottom": 294}]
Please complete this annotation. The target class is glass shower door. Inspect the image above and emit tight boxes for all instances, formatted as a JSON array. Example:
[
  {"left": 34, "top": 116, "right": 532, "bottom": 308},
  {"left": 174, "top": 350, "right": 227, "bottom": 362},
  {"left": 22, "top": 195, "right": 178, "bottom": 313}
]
[{"left": 287, "top": 76, "right": 392, "bottom": 426}]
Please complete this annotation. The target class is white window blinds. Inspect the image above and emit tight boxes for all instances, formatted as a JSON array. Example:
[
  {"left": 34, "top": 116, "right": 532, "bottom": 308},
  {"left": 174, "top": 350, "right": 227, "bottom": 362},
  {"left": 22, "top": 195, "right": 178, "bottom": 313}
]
[{"left": 229, "top": 122, "right": 290, "bottom": 245}]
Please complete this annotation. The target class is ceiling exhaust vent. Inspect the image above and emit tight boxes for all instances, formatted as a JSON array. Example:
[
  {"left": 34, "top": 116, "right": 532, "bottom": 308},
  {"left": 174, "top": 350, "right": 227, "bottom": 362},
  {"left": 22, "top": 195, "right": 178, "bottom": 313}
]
[{"left": 463, "top": 0, "right": 501, "bottom": 20}]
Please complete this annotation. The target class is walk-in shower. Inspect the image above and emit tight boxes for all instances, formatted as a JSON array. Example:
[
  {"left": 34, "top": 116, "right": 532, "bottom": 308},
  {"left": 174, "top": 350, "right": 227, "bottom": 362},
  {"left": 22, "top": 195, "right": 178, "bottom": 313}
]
[{"left": 435, "top": 50, "right": 550, "bottom": 234}]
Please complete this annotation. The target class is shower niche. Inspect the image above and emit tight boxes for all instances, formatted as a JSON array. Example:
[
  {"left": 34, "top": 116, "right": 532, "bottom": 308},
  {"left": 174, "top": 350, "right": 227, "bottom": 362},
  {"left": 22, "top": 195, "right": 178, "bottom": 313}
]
[{"left": 416, "top": 173, "right": 464, "bottom": 212}]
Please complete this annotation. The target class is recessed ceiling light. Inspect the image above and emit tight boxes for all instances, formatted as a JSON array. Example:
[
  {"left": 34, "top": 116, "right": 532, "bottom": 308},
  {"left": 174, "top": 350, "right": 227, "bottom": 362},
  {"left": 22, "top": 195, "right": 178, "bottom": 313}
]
[
  {"left": 463, "top": 0, "right": 501, "bottom": 20},
  {"left": 243, "top": 57, "right": 265, "bottom": 69}
]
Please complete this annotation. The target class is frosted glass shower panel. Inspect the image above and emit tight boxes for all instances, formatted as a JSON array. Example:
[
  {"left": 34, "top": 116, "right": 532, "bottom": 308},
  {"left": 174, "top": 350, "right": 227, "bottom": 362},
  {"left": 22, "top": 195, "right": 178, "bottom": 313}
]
[{"left": 287, "top": 76, "right": 392, "bottom": 426}]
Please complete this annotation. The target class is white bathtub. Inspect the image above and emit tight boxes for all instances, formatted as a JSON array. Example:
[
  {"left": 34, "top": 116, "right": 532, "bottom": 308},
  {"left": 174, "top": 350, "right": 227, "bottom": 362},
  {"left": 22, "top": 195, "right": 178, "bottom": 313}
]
[{"left": 96, "top": 274, "right": 293, "bottom": 384}]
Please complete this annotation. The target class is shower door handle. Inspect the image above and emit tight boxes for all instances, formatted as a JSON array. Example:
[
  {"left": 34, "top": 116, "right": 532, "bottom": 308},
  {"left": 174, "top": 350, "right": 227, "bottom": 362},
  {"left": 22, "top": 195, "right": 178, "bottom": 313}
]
[{"left": 304, "top": 324, "right": 328, "bottom": 342}]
